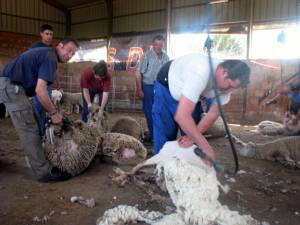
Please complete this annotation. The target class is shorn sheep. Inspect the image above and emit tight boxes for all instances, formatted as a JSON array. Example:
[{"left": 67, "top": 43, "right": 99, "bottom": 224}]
[
  {"left": 235, "top": 135, "right": 300, "bottom": 168},
  {"left": 97, "top": 141, "right": 265, "bottom": 225},
  {"left": 256, "top": 112, "right": 300, "bottom": 136}
]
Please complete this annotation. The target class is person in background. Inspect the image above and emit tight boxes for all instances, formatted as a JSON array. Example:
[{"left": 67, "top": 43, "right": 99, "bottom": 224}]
[
  {"left": 136, "top": 35, "right": 169, "bottom": 143},
  {"left": 80, "top": 60, "right": 111, "bottom": 122},
  {"left": 0, "top": 38, "right": 79, "bottom": 182},
  {"left": 31, "top": 24, "right": 53, "bottom": 48}
]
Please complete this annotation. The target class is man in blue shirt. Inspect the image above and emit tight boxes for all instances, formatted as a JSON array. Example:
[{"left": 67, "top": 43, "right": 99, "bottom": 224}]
[
  {"left": 0, "top": 38, "right": 79, "bottom": 182},
  {"left": 31, "top": 24, "right": 54, "bottom": 137}
]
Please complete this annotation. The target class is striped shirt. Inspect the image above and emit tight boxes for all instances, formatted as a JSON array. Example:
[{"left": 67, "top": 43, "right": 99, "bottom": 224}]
[{"left": 139, "top": 49, "right": 169, "bottom": 85}]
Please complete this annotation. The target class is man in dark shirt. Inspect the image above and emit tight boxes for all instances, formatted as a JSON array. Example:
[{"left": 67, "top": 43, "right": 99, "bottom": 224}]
[
  {"left": 0, "top": 38, "right": 79, "bottom": 182},
  {"left": 80, "top": 60, "right": 111, "bottom": 122},
  {"left": 31, "top": 24, "right": 54, "bottom": 137},
  {"left": 31, "top": 24, "right": 53, "bottom": 48}
]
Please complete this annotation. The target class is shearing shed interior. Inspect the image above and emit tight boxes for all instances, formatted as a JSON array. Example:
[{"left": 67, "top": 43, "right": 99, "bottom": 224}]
[{"left": 0, "top": 0, "right": 299, "bottom": 225}]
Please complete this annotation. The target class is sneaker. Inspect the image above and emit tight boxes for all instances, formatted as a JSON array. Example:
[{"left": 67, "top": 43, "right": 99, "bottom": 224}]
[{"left": 38, "top": 167, "right": 71, "bottom": 183}]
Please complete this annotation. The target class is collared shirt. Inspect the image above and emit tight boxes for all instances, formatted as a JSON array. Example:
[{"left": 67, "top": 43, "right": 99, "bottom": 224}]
[
  {"left": 80, "top": 67, "right": 111, "bottom": 93},
  {"left": 168, "top": 53, "right": 230, "bottom": 105},
  {"left": 138, "top": 49, "right": 169, "bottom": 85},
  {"left": 2, "top": 47, "right": 58, "bottom": 97}
]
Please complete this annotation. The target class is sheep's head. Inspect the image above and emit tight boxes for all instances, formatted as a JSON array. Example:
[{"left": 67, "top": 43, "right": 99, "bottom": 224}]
[
  {"left": 283, "top": 112, "right": 300, "bottom": 134},
  {"left": 239, "top": 142, "right": 256, "bottom": 158},
  {"left": 87, "top": 107, "right": 109, "bottom": 132}
]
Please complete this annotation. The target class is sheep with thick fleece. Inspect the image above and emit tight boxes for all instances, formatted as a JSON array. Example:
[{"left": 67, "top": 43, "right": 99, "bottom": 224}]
[
  {"left": 111, "top": 116, "right": 143, "bottom": 139},
  {"left": 97, "top": 141, "right": 264, "bottom": 225},
  {"left": 98, "top": 132, "right": 147, "bottom": 165},
  {"left": 44, "top": 119, "right": 147, "bottom": 175},
  {"left": 44, "top": 120, "right": 101, "bottom": 176}
]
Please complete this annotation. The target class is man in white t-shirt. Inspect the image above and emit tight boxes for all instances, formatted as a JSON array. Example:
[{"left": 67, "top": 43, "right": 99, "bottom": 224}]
[{"left": 153, "top": 54, "right": 250, "bottom": 160}]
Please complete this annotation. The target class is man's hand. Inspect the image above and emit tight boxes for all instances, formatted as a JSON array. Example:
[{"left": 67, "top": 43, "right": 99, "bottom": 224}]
[
  {"left": 87, "top": 103, "right": 93, "bottom": 112},
  {"left": 51, "top": 113, "right": 62, "bottom": 125},
  {"left": 137, "top": 89, "right": 144, "bottom": 98},
  {"left": 178, "top": 136, "right": 194, "bottom": 148}
]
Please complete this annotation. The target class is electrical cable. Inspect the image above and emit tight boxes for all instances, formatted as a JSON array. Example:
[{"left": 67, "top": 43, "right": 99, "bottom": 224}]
[{"left": 205, "top": 0, "right": 240, "bottom": 174}]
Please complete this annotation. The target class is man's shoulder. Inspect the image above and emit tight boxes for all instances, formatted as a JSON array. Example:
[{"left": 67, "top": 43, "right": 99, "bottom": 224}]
[{"left": 31, "top": 42, "right": 52, "bottom": 48}]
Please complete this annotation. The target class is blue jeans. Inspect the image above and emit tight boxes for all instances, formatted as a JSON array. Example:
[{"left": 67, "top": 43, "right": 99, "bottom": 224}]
[
  {"left": 33, "top": 89, "right": 51, "bottom": 137},
  {"left": 82, "top": 91, "right": 103, "bottom": 122},
  {"left": 142, "top": 84, "right": 154, "bottom": 139},
  {"left": 152, "top": 82, "right": 203, "bottom": 154}
]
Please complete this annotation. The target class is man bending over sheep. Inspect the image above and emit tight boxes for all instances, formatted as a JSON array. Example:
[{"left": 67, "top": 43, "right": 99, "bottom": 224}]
[
  {"left": 0, "top": 38, "right": 79, "bottom": 182},
  {"left": 153, "top": 54, "right": 251, "bottom": 162},
  {"left": 81, "top": 60, "right": 111, "bottom": 122}
]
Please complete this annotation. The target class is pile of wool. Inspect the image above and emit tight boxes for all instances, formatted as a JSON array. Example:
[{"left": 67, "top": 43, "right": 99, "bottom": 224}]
[
  {"left": 44, "top": 120, "right": 101, "bottom": 176},
  {"left": 98, "top": 132, "right": 147, "bottom": 165},
  {"left": 239, "top": 136, "right": 300, "bottom": 168},
  {"left": 111, "top": 116, "right": 143, "bottom": 139},
  {"left": 97, "top": 141, "right": 263, "bottom": 225}
]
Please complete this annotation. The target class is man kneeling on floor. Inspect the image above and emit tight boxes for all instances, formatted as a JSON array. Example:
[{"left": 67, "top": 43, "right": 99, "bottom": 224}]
[
  {"left": 0, "top": 38, "right": 79, "bottom": 182},
  {"left": 153, "top": 54, "right": 251, "bottom": 161}
]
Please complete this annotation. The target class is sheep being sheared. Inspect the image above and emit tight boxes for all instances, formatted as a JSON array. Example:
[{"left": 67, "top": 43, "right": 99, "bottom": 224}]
[
  {"left": 111, "top": 116, "right": 143, "bottom": 140},
  {"left": 235, "top": 135, "right": 300, "bottom": 168},
  {"left": 97, "top": 141, "right": 263, "bottom": 225},
  {"left": 44, "top": 120, "right": 101, "bottom": 176},
  {"left": 44, "top": 118, "right": 147, "bottom": 175}
]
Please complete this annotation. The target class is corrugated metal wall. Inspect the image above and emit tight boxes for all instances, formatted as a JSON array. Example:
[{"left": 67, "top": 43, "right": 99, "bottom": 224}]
[
  {"left": 253, "top": 0, "right": 300, "bottom": 23},
  {"left": 71, "top": 1, "right": 108, "bottom": 39},
  {"left": 0, "top": 0, "right": 66, "bottom": 37},
  {"left": 113, "top": 0, "right": 166, "bottom": 33},
  {"left": 171, "top": 0, "right": 248, "bottom": 32}
]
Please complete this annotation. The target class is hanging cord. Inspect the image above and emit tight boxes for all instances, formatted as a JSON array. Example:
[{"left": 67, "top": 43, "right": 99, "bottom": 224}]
[{"left": 205, "top": 0, "right": 239, "bottom": 174}]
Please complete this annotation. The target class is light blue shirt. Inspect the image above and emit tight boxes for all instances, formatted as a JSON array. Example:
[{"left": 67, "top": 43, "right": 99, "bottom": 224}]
[{"left": 138, "top": 49, "right": 169, "bottom": 85}]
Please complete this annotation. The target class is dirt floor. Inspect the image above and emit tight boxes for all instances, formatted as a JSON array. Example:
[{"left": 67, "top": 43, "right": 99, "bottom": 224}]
[{"left": 0, "top": 112, "right": 299, "bottom": 225}]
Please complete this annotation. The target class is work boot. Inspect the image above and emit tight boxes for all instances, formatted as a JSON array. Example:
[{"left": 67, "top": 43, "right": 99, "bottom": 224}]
[{"left": 38, "top": 167, "right": 71, "bottom": 183}]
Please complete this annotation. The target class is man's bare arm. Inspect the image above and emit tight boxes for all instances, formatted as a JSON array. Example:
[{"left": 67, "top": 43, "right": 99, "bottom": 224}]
[{"left": 175, "top": 96, "right": 215, "bottom": 160}]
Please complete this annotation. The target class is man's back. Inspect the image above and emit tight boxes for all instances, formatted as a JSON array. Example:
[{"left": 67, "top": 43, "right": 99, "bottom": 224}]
[{"left": 2, "top": 47, "right": 58, "bottom": 96}]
